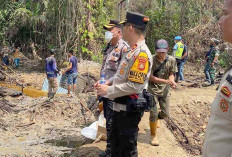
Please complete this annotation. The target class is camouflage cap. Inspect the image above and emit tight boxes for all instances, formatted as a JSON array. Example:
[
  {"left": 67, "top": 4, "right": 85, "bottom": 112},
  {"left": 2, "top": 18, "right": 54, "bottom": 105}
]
[
  {"left": 211, "top": 38, "right": 220, "bottom": 45},
  {"left": 155, "top": 39, "right": 168, "bottom": 53}
]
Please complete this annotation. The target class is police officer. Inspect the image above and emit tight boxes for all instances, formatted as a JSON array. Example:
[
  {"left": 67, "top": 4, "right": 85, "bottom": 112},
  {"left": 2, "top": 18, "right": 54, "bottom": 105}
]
[
  {"left": 97, "top": 20, "right": 129, "bottom": 157},
  {"left": 203, "top": 0, "right": 232, "bottom": 156},
  {"left": 96, "top": 12, "right": 152, "bottom": 157},
  {"left": 173, "top": 36, "right": 184, "bottom": 83},
  {"left": 45, "top": 49, "right": 59, "bottom": 99},
  {"left": 149, "top": 39, "right": 177, "bottom": 146}
]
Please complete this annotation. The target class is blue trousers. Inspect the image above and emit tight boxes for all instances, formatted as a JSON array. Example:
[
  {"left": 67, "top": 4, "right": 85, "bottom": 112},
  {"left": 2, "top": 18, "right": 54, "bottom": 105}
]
[
  {"left": 179, "top": 60, "right": 186, "bottom": 81},
  {"left": 14, "top": 59, "right": 20, "bottom": 67},
  {"left": 204, "top": 61, "right": 211, "bottom": 83}
]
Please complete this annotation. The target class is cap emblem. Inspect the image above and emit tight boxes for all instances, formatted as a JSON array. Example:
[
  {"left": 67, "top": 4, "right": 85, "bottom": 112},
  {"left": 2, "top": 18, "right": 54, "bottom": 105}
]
[{"left": 143, "top": 17, "right": 150, "bottom": 22}]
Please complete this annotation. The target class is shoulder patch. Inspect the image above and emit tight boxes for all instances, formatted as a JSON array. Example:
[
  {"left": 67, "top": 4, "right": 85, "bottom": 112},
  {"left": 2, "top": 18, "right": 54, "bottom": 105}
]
[{"left": 128, "top": 52, "right": 149, "bottom": 84}]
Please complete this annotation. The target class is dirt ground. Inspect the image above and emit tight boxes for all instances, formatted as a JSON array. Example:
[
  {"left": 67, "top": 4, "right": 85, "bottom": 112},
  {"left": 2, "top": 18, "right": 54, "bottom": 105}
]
[
  {"left": 75, "top": 85, "right": 217, "bottom": 157},
  {"left": 75, "top": 62, "right": 218, "bottom": 157},
  {"left": 0, "top": 62, "right": 219, "bottom": 156},
  {"left": 0, "top": 92, "right": 97, "bottom": 156}
]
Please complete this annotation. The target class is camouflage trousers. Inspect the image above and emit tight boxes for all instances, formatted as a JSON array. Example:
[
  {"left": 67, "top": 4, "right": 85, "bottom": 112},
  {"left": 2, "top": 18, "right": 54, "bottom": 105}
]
[
  {"left": 48, "top": 77, "right": 58, "bottom": 96},
  {"left": 209, "top": 65, "right": 217, "bottom": 83},
  {"left": 150, "top": 94, "right": 170, "bottom": 122}
]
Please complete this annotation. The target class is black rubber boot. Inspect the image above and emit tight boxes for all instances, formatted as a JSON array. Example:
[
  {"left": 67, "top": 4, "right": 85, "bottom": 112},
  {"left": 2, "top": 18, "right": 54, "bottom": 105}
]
[
  {"left": 99, "top": 150, "right": 111, "bottom": 157},
  {"left": 99, "top": 151, "right": 106, "bottom": 157},
  {"left": 50, "top": 92, "right": 55, "bottom": 99},
  {"left": 210, "top": 80, "right": 215, "bottom": 85},
  {"left": 47, "top": 93, "right": 51, "bottom": 98}
]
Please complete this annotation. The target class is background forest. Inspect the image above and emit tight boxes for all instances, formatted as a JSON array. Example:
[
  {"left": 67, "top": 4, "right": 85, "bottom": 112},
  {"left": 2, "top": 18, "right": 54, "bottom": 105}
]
[{"left": 0, "top": 0, "right": 231, "bottom": 67}]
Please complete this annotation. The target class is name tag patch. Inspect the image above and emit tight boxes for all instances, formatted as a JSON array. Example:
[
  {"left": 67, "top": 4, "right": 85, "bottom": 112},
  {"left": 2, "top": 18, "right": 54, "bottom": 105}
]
[{"left": 128, "top": 70, "right": 147, "bottom": 84}]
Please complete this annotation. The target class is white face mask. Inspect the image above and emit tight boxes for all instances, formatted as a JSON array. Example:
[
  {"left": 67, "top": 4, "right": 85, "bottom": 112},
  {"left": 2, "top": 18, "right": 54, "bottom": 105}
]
[{"left": 105, "top": 31, "right": 113, "bottom": 43}]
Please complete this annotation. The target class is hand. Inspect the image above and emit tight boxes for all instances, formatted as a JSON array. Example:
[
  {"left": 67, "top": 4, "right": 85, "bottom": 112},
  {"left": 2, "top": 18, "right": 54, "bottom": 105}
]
[
  {"left": 105, "top": 80, "right": 110, "bottom": 85},
  {"left": 95, "top": 84, "right": 108, "bottom": 96},
  {"left": 62, "top": 70, "right": 66, "bottom": 75},
  {"left": 166, "top": 79, "right": 172, "bottom": 85},
  {"left": 170, "top": 81, "right": 177, "bottom": 89},
  {"left": 94, "top": 81, "right": 99, "bottom": 87}
]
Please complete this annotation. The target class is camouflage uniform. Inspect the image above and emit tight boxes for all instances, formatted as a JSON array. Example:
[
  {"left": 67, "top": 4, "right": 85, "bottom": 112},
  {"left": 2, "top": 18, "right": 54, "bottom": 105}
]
[
  {"left": 209, "top": 46, "right": 220, "bottom": 84},
  {"left": 148, "top": 55, "right": 177, "bottom": 122}
]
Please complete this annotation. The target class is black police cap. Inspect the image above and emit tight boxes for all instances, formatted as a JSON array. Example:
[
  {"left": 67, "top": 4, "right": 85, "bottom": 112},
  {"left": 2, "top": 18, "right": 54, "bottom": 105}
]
[
  {"left": 120, "top": 12, "right": 150, "bottom": 30},
  {"left": 103, "top": 20, "right": 123, "bottom": 30}
]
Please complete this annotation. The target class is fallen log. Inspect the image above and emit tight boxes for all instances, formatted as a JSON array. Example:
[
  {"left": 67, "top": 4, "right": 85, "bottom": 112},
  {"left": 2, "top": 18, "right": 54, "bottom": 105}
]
[{"left": 76, "top": 97, "right": 94, "bottom": 115}]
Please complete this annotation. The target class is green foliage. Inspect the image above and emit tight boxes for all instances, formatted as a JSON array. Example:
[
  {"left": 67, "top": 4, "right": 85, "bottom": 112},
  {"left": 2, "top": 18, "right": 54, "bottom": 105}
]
[
  {"left": 91, "top": 53, "right": 103, "bottom": 63},
  {"left": 219, "top": 51, "right": 232, "bottom": 68},
  {"left": 143, "top": 0, "right": 220, "bottom": 54},
  {"left": 0, "top": 0, "right": 226, "bottom": 67}
]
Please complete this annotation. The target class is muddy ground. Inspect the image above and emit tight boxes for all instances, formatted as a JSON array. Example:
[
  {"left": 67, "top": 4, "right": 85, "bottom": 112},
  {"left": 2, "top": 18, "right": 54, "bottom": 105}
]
[
  {"left": 0, "top": 61, "right": 219, "bottom": 156},
  {"left": 75, "top": 69, "right": 217, "bottom": 157},
  {"left": 0, "top": 90, "right": 97, "bottom": 156}
]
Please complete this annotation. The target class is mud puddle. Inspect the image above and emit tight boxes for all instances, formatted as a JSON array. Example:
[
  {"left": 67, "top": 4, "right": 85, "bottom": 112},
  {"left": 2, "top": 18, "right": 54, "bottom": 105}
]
[
  {"left": 45, "top": 137, "right": 90, "bottom": 157},
  {"left": 46, "top": 139, "right": 84, "bottom": 149}
]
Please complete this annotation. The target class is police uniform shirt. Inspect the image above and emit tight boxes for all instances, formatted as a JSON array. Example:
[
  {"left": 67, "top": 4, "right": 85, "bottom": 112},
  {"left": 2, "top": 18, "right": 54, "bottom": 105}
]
[
  {"left": 203, "top": 65, "right": 232, "bottom": 157},
  {"left": 107, "top": 40, "right": 153, "bottom": 112},
  {"left": 148, "top": 55, "right": 177, "bottom": 97},
  {"left": 101, "top": 39, "right": 129, "bottom": 83}
]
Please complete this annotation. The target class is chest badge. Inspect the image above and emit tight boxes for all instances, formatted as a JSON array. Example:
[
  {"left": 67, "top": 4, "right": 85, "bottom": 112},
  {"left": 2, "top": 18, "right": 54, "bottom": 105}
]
[
  {"left": 122, "top": 61, "right": 127, "bottom": 67},
  {"left": 127, "top": 51, "right": 135, "bottom": 58},
  {"left": 221, "top": 86, "right": 231, "bottom": 97},
  {"left": 120, "top": 68, "right": 124, "bottom": 74},
  {"left": 220, "top": 99, "right": 229, "bottom": 112},
  {"left": 115, "top": 48, "right": 120, "bottom": 52}
]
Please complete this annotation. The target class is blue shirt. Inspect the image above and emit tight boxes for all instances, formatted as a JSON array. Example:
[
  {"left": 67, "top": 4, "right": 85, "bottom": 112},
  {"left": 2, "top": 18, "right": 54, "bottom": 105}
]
[
  {"left": 173, "top": 43, "right": 178, "bottom": 50},
  {"left": 182, "top": 44, "right": 188, "bottom": 61},
  {"left": 46, "top": 56, "right": 58, "bottom": 78},
  {"left": 67, "top": 56, "right": 78, "bottom": 74}
]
